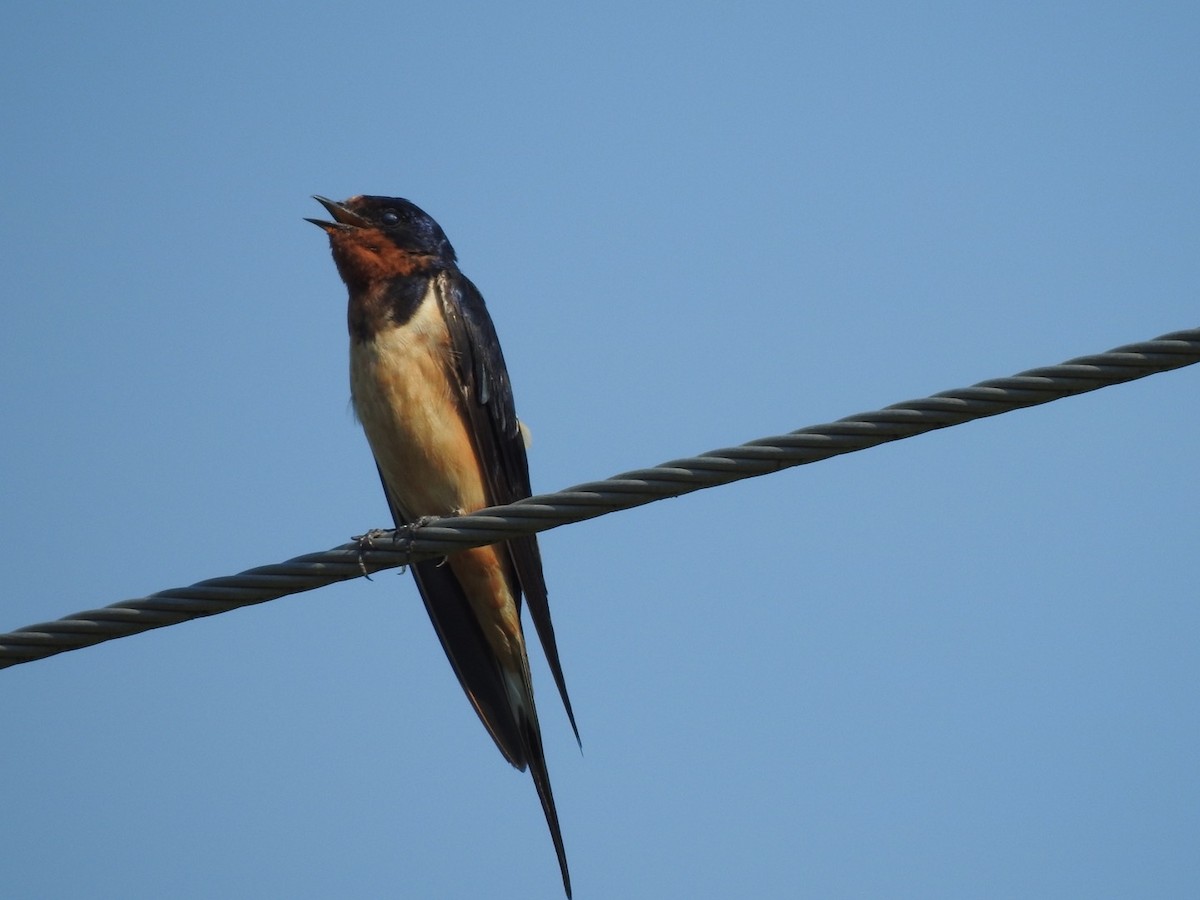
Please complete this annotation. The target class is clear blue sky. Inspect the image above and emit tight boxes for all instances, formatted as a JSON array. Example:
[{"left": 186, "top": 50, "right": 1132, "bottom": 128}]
[{"left": 3, "top": 3, "right": 1198, "bottom": 898}]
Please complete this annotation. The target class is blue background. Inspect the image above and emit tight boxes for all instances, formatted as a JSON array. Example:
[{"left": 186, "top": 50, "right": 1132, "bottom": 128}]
[{"left": 3, "top": 3, "right": 1198, "bottom": 898}]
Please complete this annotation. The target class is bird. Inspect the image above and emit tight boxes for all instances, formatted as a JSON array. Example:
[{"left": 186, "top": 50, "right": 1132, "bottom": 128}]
[{"left": 307, "top": 195, "right": 578, "bottom": 897}]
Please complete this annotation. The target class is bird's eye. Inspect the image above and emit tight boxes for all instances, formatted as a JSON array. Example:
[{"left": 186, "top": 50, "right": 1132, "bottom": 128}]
[{"left": 381, "top": 209, "right": 400, "bottom": 226}]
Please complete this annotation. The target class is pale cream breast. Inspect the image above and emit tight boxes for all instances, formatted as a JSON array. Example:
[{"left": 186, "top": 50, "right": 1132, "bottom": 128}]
[{"left": 349, "top": 289, "right": 489, "bottom": 520}]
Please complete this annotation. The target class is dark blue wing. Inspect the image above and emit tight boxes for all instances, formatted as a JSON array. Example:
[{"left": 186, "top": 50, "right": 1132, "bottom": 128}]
[{"left": 436, "top": 270, "right": 579, "bottom": 744}]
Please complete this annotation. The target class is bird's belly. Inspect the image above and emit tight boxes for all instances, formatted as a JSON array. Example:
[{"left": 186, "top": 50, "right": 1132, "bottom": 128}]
[{"left": 350, "top": 310, "right": 488, "bottom": 520}]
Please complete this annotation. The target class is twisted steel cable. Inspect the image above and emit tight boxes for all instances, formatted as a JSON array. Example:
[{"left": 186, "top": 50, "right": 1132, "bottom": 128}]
[{"left": 2, "top": 326, "right": 1197, "bottom": 671}]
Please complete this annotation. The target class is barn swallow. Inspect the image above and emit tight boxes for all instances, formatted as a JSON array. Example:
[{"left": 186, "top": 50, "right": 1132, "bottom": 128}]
[{"left": 307, "top": 195, "right": 578, "bottom": 897}]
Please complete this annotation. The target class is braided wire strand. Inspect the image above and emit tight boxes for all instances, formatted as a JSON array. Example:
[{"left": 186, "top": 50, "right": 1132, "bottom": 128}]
[{"left": 2, "top": 326, "right": 1197, "bottom": 670}]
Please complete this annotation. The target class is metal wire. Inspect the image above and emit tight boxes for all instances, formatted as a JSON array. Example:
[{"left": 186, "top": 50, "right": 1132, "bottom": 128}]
[{"left": 2, "top": 326, "right": 1197, "bottom": 670}]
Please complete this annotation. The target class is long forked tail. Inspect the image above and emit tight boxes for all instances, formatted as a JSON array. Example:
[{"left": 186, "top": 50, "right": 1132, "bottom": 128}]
[{"left": 409, "top": 556, "right": 572, "bottom": 897}]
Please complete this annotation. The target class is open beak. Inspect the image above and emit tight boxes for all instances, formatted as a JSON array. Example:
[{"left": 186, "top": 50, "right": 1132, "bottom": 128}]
[{"left": 305, "top": 195, "right": 369, "bottom": 230}]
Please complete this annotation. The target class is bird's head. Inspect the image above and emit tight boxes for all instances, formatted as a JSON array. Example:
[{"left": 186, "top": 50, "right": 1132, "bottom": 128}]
[{"left": 307, "top": 195, "right": 457, "bottom": 286}]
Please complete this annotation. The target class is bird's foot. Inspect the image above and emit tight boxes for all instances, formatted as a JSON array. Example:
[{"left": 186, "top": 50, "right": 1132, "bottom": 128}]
[
  {"left": 394, "top": 516, "right": 442, "bottom": 569},
  {"left": 351, "top": 528, "right": 392, "bottom": 580}
]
